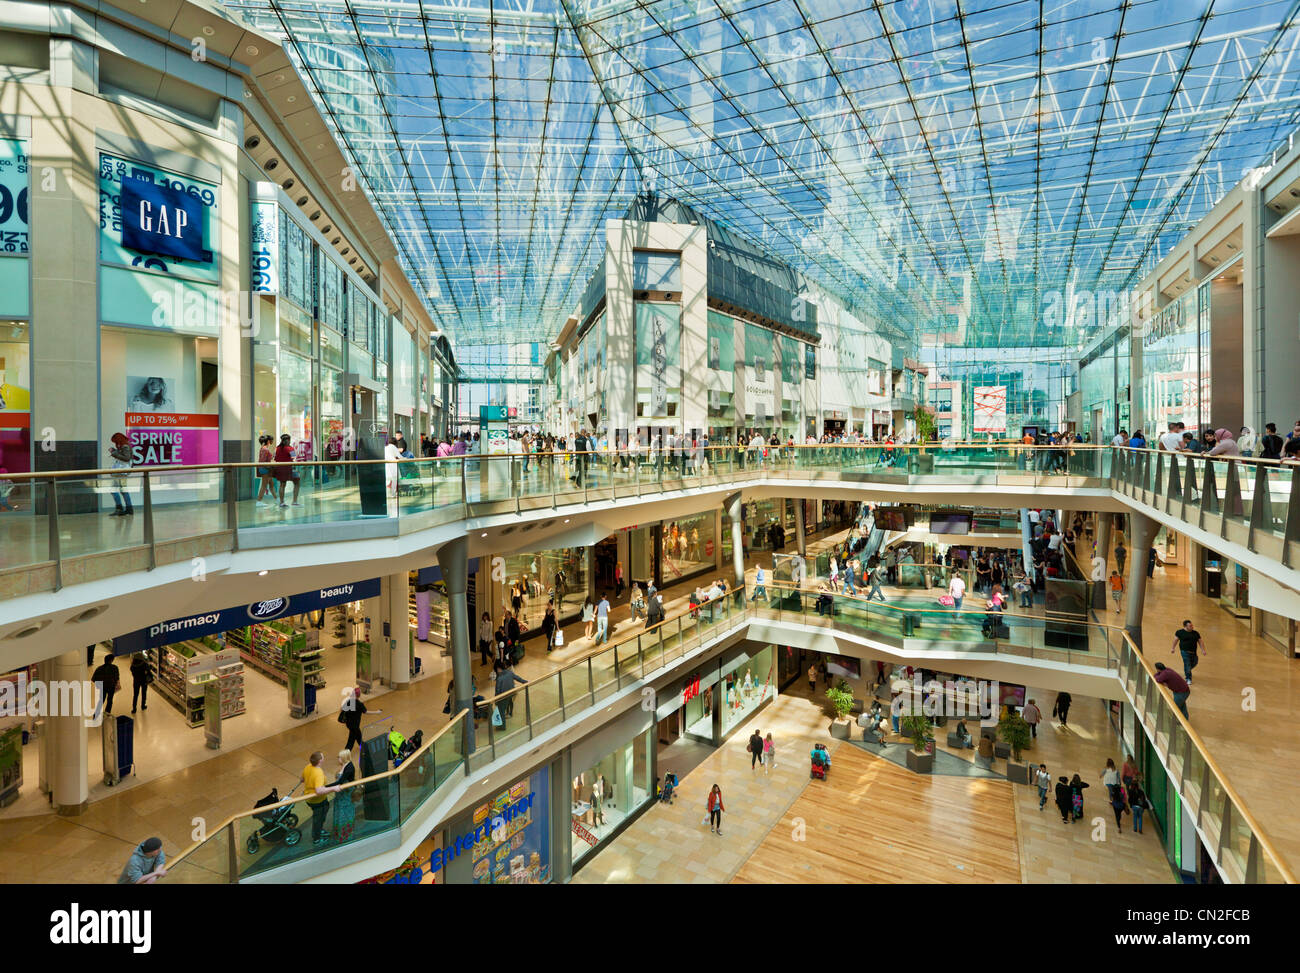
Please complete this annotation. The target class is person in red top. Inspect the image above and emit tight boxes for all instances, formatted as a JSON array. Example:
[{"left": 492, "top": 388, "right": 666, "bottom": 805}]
[
  {"left": 1153, "top": 662, "right": 1190, "bottom": 718},
  {"left": 273, "top": 433, "right": 302, "bottom": 507},
  {"left": 706, "top": 784, "right": 725, "bottom": 835}
]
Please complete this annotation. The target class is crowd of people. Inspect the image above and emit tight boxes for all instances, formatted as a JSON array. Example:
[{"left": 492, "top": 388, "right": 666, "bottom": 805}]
[{"left": 1112, "top": 419, "right": 1300, "bottom": 461}]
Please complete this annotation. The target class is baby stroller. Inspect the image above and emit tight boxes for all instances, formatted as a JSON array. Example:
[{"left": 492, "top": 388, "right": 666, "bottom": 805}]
[
  {"left": 390, "top": 728, "right": 423, "bottom": 767},
  {"left": 246, "top": 783, "right": 302, "bottom": 854},
  {"left": 810, "top": 744, "right": 831, "bottom": 780},
  {"left": 397, "top": 457, "right": 425, "bottom": 497},
  {"left": 660, "top": 771, "right": 678, "bottom": 804}
]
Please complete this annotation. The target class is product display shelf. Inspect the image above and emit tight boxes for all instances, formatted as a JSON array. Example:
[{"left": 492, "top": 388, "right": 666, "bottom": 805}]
[{"left": 151, "top": 643, "right": 205, "bottom": 727}]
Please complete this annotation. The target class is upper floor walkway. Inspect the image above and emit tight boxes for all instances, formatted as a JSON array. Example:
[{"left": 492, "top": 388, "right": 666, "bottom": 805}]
[{"left": 1, "top": 443, "right": 1297, "bottom": 670}]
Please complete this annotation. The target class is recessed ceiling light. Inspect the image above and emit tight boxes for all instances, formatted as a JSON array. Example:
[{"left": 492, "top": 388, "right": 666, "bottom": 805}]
[
  {"left": 481, "top": 532, "right": 488, "bottom": 537},
  {"left": 287, "top": 95, "right": 297, "bottom": 104},
  {"left": 258, "top": 570, "right": 269, "bottom": 576},
  {"left": 202, "top": 26, "right": 214, "bottom": 36},
  {"left": 246, "top": 45, "right": 260, "bottom": 56}
]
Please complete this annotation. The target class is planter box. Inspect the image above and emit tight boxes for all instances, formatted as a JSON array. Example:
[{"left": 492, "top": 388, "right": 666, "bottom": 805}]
[
  {"left": 1006, "top": 761, "right": 1030, "bottom": 785},
  {"left": 830, "top": 720, "right": 851, "bottom": 740},
  {"left": 994, "top": 741, "right": 1012, "bottom": 759},
  {"left": 906, "top": 748, "right": 934, "bottom": 774}
]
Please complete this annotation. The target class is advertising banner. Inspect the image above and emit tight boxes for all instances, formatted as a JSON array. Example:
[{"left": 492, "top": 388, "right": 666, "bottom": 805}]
[
  {"left": 972, "top": 386, "right": 1008, "bottom": 434},
  {"left": 125, "top": 412, "right": 219, "bottom": 467}
]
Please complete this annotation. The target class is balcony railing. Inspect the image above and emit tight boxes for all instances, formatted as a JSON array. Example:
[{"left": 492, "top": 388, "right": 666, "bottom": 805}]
[{"left": 158, "top": 578, "right": 1296, "bottom": 884}]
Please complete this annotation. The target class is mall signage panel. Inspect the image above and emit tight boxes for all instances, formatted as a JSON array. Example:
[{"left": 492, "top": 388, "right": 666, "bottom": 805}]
[
  {"left": 120, "top": 176, "right": 207, "bottom": 262},
  {"left": 111, "top": 579, "right": 382, "bottom": 653},
  {"left": 125, "top": 411, "right": 218, "bottom": 466}
]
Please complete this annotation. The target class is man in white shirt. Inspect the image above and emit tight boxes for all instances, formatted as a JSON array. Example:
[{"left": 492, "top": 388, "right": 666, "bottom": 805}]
[
  {"left": 948, "top": 572, "right": 966, "bottom": 620},
  {"left": 594, "top": 593, "right": 610, "bottom": 644},
  {"left": 1046, "top": 530, "right": 1062, "bottom": 553},
  {"left": 1159, "top": 422, "right": 1184, "bottom": 452},
  {"left": 1111, "top": 429, "right": 1129, "bottom": 447},
  {"left": 754, "top": 565, "right": 767, "bottom": 602}
]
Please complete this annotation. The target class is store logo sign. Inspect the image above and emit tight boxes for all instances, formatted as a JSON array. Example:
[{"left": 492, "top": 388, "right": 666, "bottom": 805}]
[
  {"left": 682, "top": 675, "right": 701, "bottom": 703},
  {"left": 120, "top": 176, "right": 209, "bottom": 263},
  {"left": 247, "top": 597, "right": 288, "bottom": 621}
]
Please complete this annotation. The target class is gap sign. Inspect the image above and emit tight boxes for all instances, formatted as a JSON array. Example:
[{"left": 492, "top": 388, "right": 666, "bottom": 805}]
[{"left": 120, "top": 176, "right": 208, "bottom": 263}]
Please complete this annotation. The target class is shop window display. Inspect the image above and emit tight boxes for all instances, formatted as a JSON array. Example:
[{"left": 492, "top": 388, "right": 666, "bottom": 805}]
[
  {"left": 502, "top": 548, "right": 588, "bottom": 629},
  {"left": 443, "top": 767, "right": 551, "bottom": 884},
  {"left": 720, "top": 645, "right": 776, "bottom": 737},
  {"left": 0, "top": 320, "right": 30, "bottom": 474},
  {"left": 660, "top": 512, "right": 715, "bottom": 583},
  {"left": 571, "top": 729, "right": 652, "bottom": 866}
]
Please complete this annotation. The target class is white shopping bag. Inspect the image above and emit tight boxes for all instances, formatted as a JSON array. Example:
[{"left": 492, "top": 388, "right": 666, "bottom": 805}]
[{"left": 554, "top": 629, "right": 564, "bottom": 647}]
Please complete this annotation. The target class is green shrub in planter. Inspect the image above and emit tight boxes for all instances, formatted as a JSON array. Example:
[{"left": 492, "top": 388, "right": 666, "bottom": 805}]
[
  {"left": 900, "top": 713, "right": 933, "bottom": 753},
  {"left": 997, "top": 710, "right": 1033, "bottom": 762},
  {"left": 825, "top": 685, "right": 855, "bottom": 722}
]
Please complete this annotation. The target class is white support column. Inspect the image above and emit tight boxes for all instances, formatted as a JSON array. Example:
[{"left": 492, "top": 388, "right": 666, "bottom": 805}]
[
  {"left": 51, "top": 650, "right": 88, "bottom": 816},
  {"left": 386, "top": 572, "right": 411, "bottom": 689}
]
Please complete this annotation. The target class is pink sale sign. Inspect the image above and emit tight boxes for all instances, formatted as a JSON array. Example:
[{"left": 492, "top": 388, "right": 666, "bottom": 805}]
[{"left": 125, "top": 412, "right": 219, "bottom": 467}]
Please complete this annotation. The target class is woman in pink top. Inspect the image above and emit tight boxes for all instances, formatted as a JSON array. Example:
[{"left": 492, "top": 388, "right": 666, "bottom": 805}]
[{"left": 763, "top": 733, "right": 775, "bottom": 774}]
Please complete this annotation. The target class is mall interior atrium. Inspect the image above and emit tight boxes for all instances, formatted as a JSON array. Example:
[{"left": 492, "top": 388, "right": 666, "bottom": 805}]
[{"left": 1, "top": 0, "right": 1299, "bottom": 903}]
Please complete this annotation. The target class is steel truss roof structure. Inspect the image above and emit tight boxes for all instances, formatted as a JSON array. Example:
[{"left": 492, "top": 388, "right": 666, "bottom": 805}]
[{"left": 221, "top": 0, "right": 1300, "bottom": 352}]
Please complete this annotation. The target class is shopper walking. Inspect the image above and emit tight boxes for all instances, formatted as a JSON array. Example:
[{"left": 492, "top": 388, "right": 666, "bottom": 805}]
[
  {"left": 274, "top": 434, "right": 302, "bottom": 506},
  {"left": 748, "top": 729, "right": 764, "bottom": 771},
  {"left": 948, "top": 571, "right": 966, "bottom": 620},
  {"left": 1053, "top": 690, "right": 1072, "bottom": 727},
  {"left": 1127, "top": 776, "right": 1149, "bottom": 834},
  {"left": 1154, "top": 662, "right": 1191, "bottom": 718},
  {"left": 808, "top": 662, "right": 817, "bottom": 693},
  {"left": 129, "top": 653, "right": 151, "bottom": 713},
  {"left": 1172, "top": 619, "right": 1206, "bottom": 684},
  {"left": 1022, "top": 698, "right": 1041, "bottom": 738},
  {"left": 91, "top": 653, "right": 121, "bottom": 719},
  {"left": 1069, "top": 773, "right": 1089, "bottom": 821},
  {"left": 302, "top": 751, "right": 343, "bottom": 845},
  {"left": 478, "top": 612, "right": 494, "bottom": 666},
  {"left": 1036, "top": 763, "right": 1051, "bottom": 810},
  {"left": 867, "top": 560, "right": 885, "bottom": 602},
  {"left": 754, "top": 564, "right": 768, "bottom": 602},
  {"left": 1054, "top": 776, "right": 1073, "bottom": 823},
  {"left": 1101, "top": 757, "right": 1122, "bottom": 804},
  {"left": 494, "top": 660, "right": 528, "bottom": 718},
  {"left": 339, "top": 686, "right": 378, "bottom": 753},
  {"left": 615, "top": 561, "right": 624, "bottom": 598},
  {"left": 763, "top": 732, "right": 775, "bottom": 773},
  {"left": 254, "top": 434, "right": 276, "bottom": 506},
  {"left": 1109, "top": 777, "right": 1130, "bottom": 830},
  {"left": 541, "top": 600, "right": 558, "bottom": 653},
  {"left": 594, "top": 592, "right": 611, "bottom": 644},
  {"left": 706, "top": 784, "right": 725, "bottom": 834},
  {"left": 1114, "top": 539, "right": 1127, "bottom": 576},
  {"left": 581, "top": 596, "right": 595, "bottom": 640},
  {"left": 1108, "top": 570, "right": 1125, "bottom": 613}
]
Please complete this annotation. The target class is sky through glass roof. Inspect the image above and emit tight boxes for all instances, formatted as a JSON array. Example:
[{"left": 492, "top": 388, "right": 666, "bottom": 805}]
[{"left": 221, "top": 0, "right": 1300, "bottom": 352}]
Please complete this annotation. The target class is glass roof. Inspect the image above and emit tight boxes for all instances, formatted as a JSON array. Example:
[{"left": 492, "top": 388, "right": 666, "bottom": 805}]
[{"left": 220, "top": 0, "right": 1300, "bottom": 351}]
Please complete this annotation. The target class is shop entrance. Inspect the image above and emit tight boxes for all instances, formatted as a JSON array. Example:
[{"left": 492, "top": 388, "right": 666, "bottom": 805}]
[{"left": 593, "top": 536, "right": 618, "bottom": 591}]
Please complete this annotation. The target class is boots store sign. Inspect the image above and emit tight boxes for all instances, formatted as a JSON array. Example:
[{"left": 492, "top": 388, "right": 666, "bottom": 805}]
[
  {"left": 112, "top": 579, "right": 382, "bottom": 653},
  {"left": 120, "top": 176, "right": 208, "bottom": 263}
]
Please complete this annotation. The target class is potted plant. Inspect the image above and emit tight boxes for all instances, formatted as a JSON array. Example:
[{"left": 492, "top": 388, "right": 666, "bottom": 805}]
[
  {"left": 998, "top": 710, "right": 1033, "bottom": 784},
  {"left": 915, "top": 407, "right": 937, "bottom": 473},
  {"left": 900, "top": 713, "right": 934, "bottom": 773},
  {"left": 825, "top": 683, "right": 855, "bottom": 739}
]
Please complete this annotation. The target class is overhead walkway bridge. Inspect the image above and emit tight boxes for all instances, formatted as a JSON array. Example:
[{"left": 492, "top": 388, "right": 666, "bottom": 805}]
[
  {"left": 1, "top": 444, "right": 1298, "bottom": 666},
  {"left": 155, "top": 583, "right": 1293, "bottom": 887}
]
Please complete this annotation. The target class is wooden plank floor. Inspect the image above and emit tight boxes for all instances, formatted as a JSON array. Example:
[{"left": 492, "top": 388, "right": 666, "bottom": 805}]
[{"left": 732, "top": 743, "right": 1021, "bottom": 884}]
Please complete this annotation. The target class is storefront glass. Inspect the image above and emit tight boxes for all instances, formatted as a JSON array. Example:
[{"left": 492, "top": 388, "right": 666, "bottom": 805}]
[
  {"left": 742, "top": 322, "right": 775, "bottom": 432},
  {"left": 720, "top": 644, "right": 776, "bottom": 736},
  {"left": 661, "top": 512, "right": 716, "bottom": 582},
  {"left": 629, "top": 526, "right": 654, "bottom": 588},
  {"left": 570, "top": 729, "right": 652, "bottom": 866},
  {"left": 1140, "top": 291, "right": 1203, "bottom": 435},
  {"left": 0, "top": 320, "right": 30, "bottom": 473},
  {"left": 502, "top": 547, "right": 589, "bottom": 627}
]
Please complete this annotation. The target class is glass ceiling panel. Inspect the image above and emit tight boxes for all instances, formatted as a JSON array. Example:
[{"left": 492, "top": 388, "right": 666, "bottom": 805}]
[{"left": 219, "top": 0, "right": 1300, "bottom": 349}]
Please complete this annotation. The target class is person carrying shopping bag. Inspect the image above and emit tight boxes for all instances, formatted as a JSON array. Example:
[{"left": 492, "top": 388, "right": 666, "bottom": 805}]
[{"left": 705, "top": 784, "right": 725, "bottom": 835}]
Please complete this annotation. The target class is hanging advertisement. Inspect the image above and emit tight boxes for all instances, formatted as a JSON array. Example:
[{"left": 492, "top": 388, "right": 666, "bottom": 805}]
[
  {"left": 250, "top": 200, "right": 279, "bottom": 294},
  {"left": 0, "top": 139, "right": 30, "bottom": 321},
  {"left": 99, "top": 151, "right": 220, "bottom": 332},
  {"left": 124, "top": 374, "right": 219, "bottom": 467},
  {"left": 635, "top": 303, "right": 680, "bottom": 419},
  {"left": 972, "top": 385, "right": 1008, "bottom": 434}
]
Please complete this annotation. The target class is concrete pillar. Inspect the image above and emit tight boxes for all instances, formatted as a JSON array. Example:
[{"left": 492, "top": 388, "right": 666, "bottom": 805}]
[
  {"left": 725, "top": 492, "right": 745, "bottom": 596},
  {"left": 386, "top": 573, "right": 411, "bottom": 689},
  {"left": 1019, "top": 509, "right": 1035, "bottom": 583},
  {"left": 437, "top": 534, "right": 474, "bottom": 752},
  {"left": 1124, "top": 511, "right": 1160, "bottom": 649},
  {"left": 794, "top": 500, "right": 807, "bottom": 557},
  {"left": 51, "top": 650, "right": 88, "bottom": 815},
  {"left": 1092, "top": 513, "right": 1112, "bottom": 611}
]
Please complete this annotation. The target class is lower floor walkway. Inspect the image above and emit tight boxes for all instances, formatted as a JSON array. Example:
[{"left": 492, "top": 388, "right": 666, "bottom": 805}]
[{"left": 574, "top": 686, "right": 1174, "bottom": 884}]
